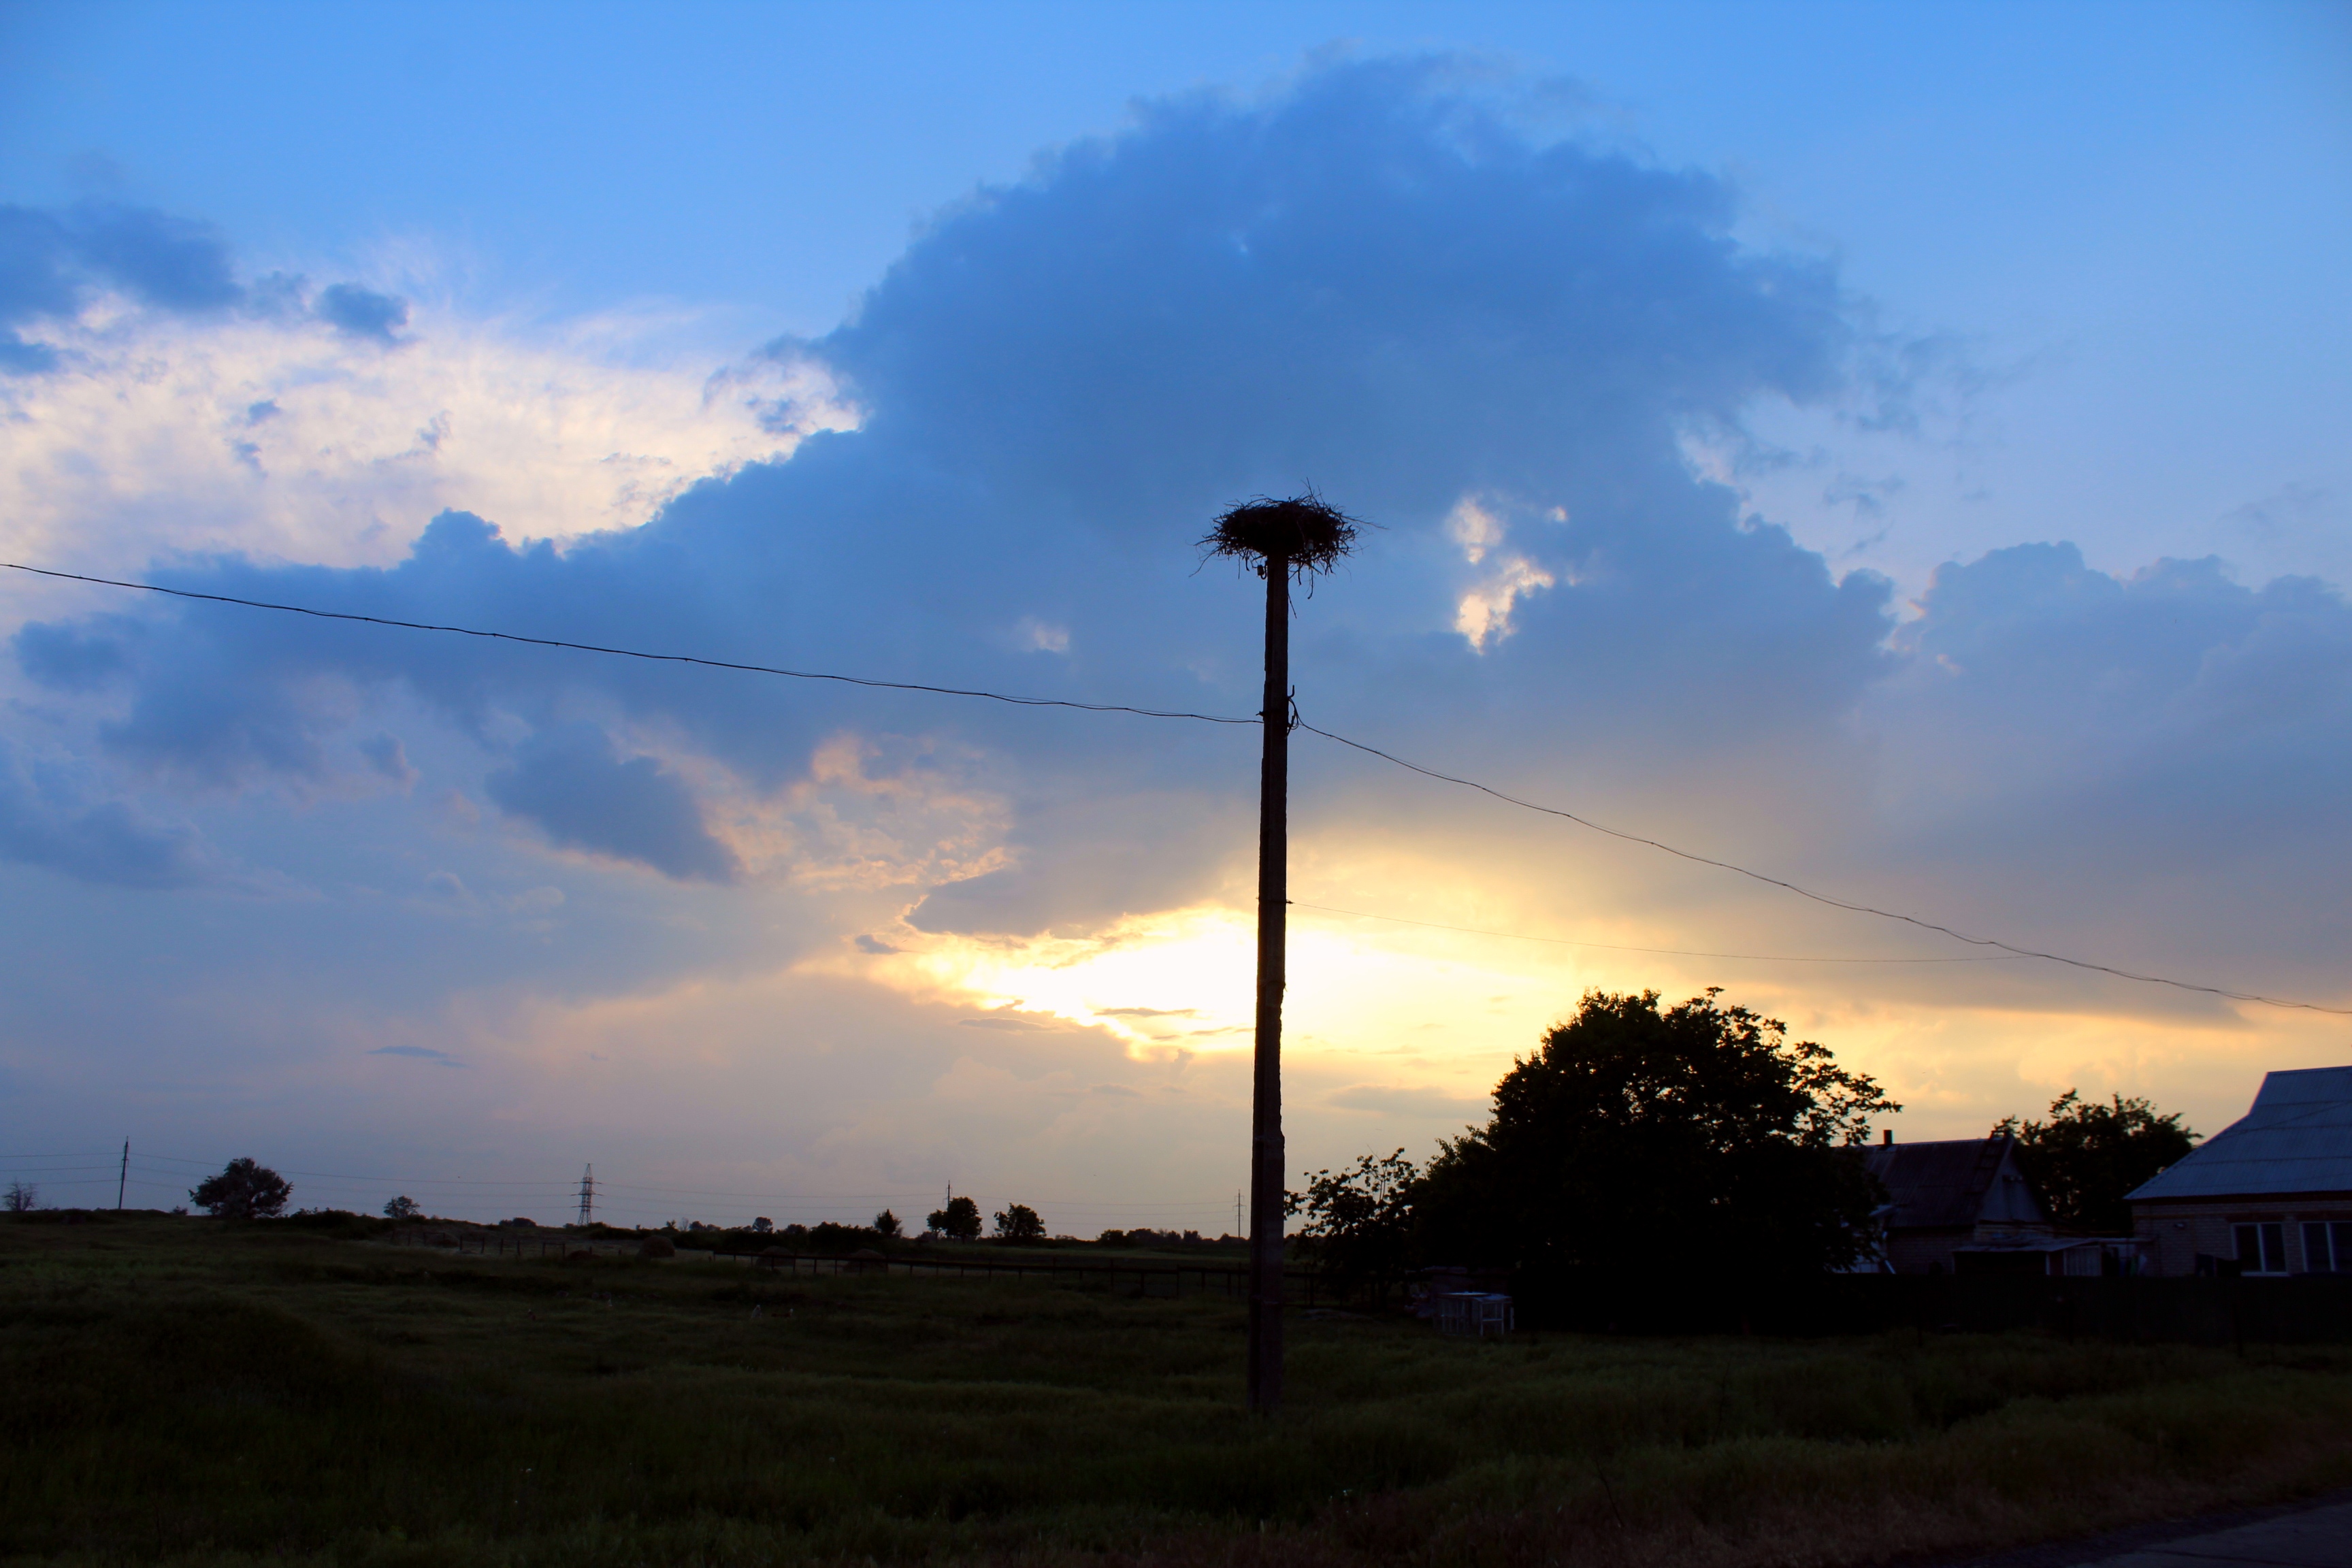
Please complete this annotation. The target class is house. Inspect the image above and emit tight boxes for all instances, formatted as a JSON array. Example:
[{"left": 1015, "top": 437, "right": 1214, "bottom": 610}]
[
  {"left": 2127, "top": 1066, "right": 2352, "bottom": 1277},
  {"left": 1859, "top": 1134, "right": 2051, "bottom": 1274}
]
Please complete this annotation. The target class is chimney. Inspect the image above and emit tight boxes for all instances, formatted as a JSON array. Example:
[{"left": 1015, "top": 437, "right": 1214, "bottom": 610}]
[{"left": 1882, "top": 1128, "right": 1893, "bottom": 1145}]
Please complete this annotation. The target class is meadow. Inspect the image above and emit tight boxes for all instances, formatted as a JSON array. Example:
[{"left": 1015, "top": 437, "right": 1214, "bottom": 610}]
[{"left": 5, "top": 1213, "right": 2349, "bottom": 1568}]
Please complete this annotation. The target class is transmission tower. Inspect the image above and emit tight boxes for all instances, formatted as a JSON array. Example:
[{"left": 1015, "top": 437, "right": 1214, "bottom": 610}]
[{"left": 576, "top": 1163, "right": 596, "bottom": 1226}]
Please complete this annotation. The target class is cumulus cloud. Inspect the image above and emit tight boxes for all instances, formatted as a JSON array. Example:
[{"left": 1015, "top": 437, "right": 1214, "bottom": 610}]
[{"left": 0, "top": 241, "right": 853, "bottom": 592}]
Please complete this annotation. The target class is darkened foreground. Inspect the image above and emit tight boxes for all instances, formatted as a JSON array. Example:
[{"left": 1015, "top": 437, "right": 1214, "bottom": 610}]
[{"left": 6, "top": 1214, "right": 2350, "bottom": 1568}]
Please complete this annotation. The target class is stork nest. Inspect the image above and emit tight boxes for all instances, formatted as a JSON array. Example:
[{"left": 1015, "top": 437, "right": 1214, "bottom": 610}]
[{"left": 1202, "top": 492, "right": 1362, "bottom": 578}]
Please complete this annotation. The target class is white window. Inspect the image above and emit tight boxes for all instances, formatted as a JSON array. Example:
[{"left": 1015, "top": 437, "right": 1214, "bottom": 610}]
[
  {"left": 2235, "top": 1222, "right": 2287, "bottom": 1275},
  {"left": 2303, "top": 1221, "right": 2352, "bottom": 1274}
]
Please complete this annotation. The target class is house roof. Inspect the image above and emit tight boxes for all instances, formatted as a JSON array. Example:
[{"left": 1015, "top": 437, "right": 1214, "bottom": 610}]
[
  {"left": 1861, "top": 1137, "right": 2045, "bottom": 1230},
  {"left": 2127, "top": 1066, "right": 2352, "bottom": 1203}
]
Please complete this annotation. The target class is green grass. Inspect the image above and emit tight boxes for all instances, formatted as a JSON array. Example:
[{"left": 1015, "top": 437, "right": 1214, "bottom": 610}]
[{"left": 4, "top": 1213, "right": 2349, "bottom": 1567}]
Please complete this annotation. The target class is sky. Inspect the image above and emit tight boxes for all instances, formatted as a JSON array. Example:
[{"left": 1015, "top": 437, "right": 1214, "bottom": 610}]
[{"left": 0, "top": 1, "right": 2346, "bottom": 1231}]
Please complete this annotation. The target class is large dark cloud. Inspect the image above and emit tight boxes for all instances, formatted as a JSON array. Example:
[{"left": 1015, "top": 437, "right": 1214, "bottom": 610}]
[
  {"left": 12, "top": 61, "right": 1885, "bottom": 904},
  {"left": 10, "top": 58, "right": 2343, "bottom": 995}
]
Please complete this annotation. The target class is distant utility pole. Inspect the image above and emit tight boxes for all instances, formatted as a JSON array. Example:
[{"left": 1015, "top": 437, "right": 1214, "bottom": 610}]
[
  {"left": 576, "top": 1164, "right": 596, "bottom": 1226},
  {"left": 117, "top": 1140, "right": 128, "bottom": 1211},
  {"left": 1205, "top": 493, "right": 1359, "bottom": 1417},
  {"left": 1235, "top": 1189, "right": 1244, "bottom": 1236}
]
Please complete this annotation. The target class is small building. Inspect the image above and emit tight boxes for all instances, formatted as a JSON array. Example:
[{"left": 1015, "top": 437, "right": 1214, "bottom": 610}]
[
  {"left": 1859, "top": 1134, "right": 2051, "bottom": 1275},
  {"left": 2127, "top": 1066, "right": 2352, "bottom": 1277}
]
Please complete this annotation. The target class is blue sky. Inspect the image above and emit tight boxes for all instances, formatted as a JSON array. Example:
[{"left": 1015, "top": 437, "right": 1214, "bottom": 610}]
[{"left": 0, "top": 1, "right": 2346, "bottom": 1228}]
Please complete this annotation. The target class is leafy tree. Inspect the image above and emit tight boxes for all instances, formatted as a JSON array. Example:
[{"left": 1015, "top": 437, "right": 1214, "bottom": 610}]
[
  {"left": 873, "top": 1209, "right": 902, "bottom": 1238},
  {"left": 191, "top": 1158, "right": 291, "bottom": 1221},
  {"left": 1415, "top": 990, "right": 1897, "bottom": 1279},
  {"left": 928, "top": 1194, "right": 981, "bottom": 1241},
  {"left": 1995, "top": 1090, "right": 2197, "bottom": 1232},
  {"left": 1286, "top": 1148, "right": 1418, "bottom": 1305},
  {"left": 382, "top": 1194, "right": 421, "bottom": 1220},
  {"left": 993, "top": 1203, "right": 1044, "bottom": 1243},
  {"left": 3, "top": 1180, "right": 36, "bottom": 1213}
]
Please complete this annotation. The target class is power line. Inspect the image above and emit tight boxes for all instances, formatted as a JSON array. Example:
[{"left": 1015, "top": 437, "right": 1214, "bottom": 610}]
[
  {"left": 0, "top": 564, "right": 1256, "bottom": 728},
  {"left": 10, "top": 561, "right": 2338, "bottom": 1017},
  {"left": 1295, "top": 723, "right": 2351, "bottom": 1016},
  {"left": 1288, "top": 901, "right": 2032, "bottom": 964}
]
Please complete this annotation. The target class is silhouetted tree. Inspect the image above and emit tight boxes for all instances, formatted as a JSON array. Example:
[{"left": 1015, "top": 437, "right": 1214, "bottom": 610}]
[
  {"left": 3, "top": 1181, "right": 36, "bottom": 1213},
  {"left": 1286, "top": 1148, "right": 1417, "bottom": 1305},
  {"left": 928, "top": 1195, "right": 981, "bottom": 1241},
  {"left": 191, "top": 1158, "right": 291, "bottom": 1221},
  {"left": 382, "top": 1194, "right": 421, "bottom": 1220},
  {"left": 1995, "top": 1090, "right": 2197, "bottom": 1232},
  {"left": 873, "top": 1209, "right": 902, "bottom": 1238},
  {"left": 994, "top": 1203, "right": 1044, "bottom": 1242},
  {"left": 1416, "top": 990, "right": 1896, "bottom": 1280}
]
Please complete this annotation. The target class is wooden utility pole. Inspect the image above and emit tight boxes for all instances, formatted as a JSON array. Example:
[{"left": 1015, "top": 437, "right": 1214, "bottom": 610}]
[
  {"left": 1248, "top": 549, "right": 1291, "bottom": 1414},
  {"left": 1203, "top": 493, "right": 1358, "bottom": 1418},
  {"left": 117, "top": 1139, "right": 128, "bottom": 1211}
]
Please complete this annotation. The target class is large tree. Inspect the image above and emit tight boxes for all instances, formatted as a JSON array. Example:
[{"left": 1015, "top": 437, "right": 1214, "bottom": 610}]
[
  {"left": 1995, "top": 1090, "right": 2197, "bottom": 1232},
  {"left": 927, "top": 1195, "right": 981, "bottom": 1241},
  {"left": 191, "top": 1158, "right": 291, "bottom": 1220},
  {"left": 1415, "top": 990, "right": 1896, "bottom": 1279}
]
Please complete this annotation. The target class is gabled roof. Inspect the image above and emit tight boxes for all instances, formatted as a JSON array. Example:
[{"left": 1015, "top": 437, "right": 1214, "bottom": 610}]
[
  {"left": 1861, "top": 1137, "right": 2045, "bottom": 1230},
  {"left": 2127, "top": 1066, "right": 2352, "bottom": 1203}
]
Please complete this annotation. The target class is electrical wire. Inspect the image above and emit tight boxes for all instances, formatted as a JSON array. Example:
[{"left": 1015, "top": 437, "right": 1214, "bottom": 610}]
[
  {"left": 1288, "top": 901, "right": 2031, "bottom": 964},
  {"left": 1295, "top": 723, "right": 2352, "bottom": 1016},
  {"left": 0, "top": 564, "right": 1256, "bottom": 727},
  {"left": 7, "top": 561, "right": 2340, "bottom": 1015}
]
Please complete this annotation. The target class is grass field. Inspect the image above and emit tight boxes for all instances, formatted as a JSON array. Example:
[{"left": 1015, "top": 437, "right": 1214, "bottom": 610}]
[{"left": 5, "top": 1213, "right": 2350, "bottom": 1567}]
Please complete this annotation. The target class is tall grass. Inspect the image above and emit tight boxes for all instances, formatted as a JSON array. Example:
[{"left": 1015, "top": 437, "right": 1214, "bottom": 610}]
[{"left": 3, "top": 1213, "right": 2347, "bottom": 1566}]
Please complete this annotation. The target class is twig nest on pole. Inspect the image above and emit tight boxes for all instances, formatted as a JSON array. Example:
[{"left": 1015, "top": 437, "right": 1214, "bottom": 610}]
[{"left": 1204, "top": 493, "right": 1361, "bottom": 578}]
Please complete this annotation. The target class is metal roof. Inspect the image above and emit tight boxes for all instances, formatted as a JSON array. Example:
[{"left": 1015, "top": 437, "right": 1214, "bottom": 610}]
[{"left": 2127, "top": 1066, "right": 2352, "bottom": 1203}]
